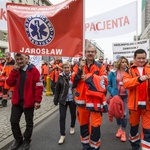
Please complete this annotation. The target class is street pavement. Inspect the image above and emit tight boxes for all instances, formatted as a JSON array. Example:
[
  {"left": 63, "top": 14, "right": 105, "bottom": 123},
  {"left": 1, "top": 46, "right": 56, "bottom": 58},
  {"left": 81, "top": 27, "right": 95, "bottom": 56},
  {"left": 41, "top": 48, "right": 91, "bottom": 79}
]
[
  {"left": 0, "top": 92, "right": 58, "bottom": 150},
  {"left": 0, "top": 91, "right": 131, "bottom": 150},
  {"left": 3, "top": 106, "right": 131, "bottom": 150}
]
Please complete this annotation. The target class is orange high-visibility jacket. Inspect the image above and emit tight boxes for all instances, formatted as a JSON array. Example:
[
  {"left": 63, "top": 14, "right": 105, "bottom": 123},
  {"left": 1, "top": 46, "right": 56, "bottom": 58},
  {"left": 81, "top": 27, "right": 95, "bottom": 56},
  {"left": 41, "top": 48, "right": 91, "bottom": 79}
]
[
  {"left": 123, "top": 63, "right": 150, "bottom": 110},
  {"left": 50, "top": 62, "right": 62, "bottom": 83},
  {"left": 0, "top": 63, "right": 5, "bottom": 86},
  {"left": 3, "top": 57, "right": 15, "bottom": 89},
  {"left": 85, "top": 73, "right": 108, "bottom": 112},
  {"left": 71, "top": 60, "right": 107, "bottom": 107},
  {"left": 3, "top": 57, "right": 15, "bottom": 77},
  {"left": 41, "top": 64, "right": 49, "bottom": 75}
]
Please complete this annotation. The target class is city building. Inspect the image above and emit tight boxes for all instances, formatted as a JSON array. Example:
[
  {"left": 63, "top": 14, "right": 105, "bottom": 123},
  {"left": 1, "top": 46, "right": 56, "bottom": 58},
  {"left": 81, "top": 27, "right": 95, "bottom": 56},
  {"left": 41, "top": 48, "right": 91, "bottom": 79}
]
[
  {"left": 0, "top": 31, "right": 7, "bottom": 58},
  {"left": 141, "top": 0, "right": 150, "bottom": 59},
  {"left": 140, "top": 23, "right": 150, "bottom": 59},
  {"left": 141, "top": 0, "right": 150, "bottom": 32}
]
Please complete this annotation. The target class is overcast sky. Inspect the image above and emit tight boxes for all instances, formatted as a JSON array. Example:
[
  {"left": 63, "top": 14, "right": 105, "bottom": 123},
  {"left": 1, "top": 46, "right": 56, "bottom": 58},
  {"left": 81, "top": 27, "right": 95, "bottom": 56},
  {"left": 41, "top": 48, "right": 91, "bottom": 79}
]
[{"left": 50, "top": 0, "right": 142, "bottom": 60}]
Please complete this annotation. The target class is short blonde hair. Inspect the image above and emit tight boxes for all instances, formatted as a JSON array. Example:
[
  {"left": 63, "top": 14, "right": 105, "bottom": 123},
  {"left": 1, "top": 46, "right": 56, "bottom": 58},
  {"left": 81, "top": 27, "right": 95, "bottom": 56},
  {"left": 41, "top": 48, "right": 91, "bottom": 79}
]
[{"left": 62, "top": 61, "right": 71, "bottom": 68}]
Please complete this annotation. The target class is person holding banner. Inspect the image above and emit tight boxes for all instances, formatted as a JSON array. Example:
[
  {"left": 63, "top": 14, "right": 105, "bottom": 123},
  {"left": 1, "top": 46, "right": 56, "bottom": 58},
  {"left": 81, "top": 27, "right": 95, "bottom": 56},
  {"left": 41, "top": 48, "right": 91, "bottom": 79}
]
[
  {"left": 6, "top": 53, "right": 43, "bottom": 150},
  {"left": 123, "top": 49, "right": 150, "bottom": 150},
  {"left": 71, "top": 44, "right": 107, "bottom": 150}
]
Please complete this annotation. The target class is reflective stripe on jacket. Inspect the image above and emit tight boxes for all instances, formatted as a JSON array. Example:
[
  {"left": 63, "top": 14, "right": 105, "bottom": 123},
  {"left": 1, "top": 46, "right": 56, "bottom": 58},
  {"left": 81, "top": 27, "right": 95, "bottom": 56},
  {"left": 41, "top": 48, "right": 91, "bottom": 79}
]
[
  {"left": 85, "top": 74, "right": 108, "bottom": 112},
  {"left": 71, "top": 61, "right": 107, "bottom": 107},
  {"left": 6, "top": 64, "right": 43, "bottom": 108}
]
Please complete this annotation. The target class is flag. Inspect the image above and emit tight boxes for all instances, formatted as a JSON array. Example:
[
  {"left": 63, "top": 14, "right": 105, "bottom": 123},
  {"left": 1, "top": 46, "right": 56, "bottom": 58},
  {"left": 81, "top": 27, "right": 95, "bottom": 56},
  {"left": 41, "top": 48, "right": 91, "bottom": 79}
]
[
  {"left": 6, "top": 0, "right": 84, "bottom": 56},
  {"left": 85, "top": 1, "right": 137, "bottom": 39}
]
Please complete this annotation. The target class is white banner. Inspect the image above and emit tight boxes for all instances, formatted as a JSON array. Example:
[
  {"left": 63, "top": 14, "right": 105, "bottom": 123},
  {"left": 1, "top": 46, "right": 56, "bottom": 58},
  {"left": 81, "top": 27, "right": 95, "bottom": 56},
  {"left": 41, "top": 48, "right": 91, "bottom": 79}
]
[
  {"left": 0, "top": 0, "right": 7, "bottom": 31},
  {"left": 112, "top": 39, "right": 149, "bottom": 61},
  {"left": 62, "top": 57, "right": 70, "bottom": 63},
  {"left": 85, "top": 1, "right": 137, "bottom": 39},
  {"left": 30, "top": 55, "right": 41, "bottom": 72}
]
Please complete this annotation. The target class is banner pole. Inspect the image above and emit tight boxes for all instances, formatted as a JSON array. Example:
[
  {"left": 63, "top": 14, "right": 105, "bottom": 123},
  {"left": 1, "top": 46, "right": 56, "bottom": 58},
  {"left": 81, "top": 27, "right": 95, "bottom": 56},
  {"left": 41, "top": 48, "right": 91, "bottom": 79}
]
[{"left": 82, "top": 0, "right": 85, "bottom": 58}]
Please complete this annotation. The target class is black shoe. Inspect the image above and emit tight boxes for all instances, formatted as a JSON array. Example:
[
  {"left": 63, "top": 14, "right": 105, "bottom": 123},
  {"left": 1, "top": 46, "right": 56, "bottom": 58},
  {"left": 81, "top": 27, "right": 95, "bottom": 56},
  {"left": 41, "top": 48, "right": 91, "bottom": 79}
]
[
  {"left": 0, "top": 103, "right": 7, "bottom": 107},
  {"left": 1, "top": 100, "right": 7, "bottom": 107},
  {"left": 11, "top": 139, "right": 23, "bottom": 150},
  {"left": 22, "top": 141, "right": 30, "bottom": 150},
  {"left": 0, "top": 103, "right": 3, "bottom": 108},
  {"left": 2, "top": 103, "right": 7, "bottom": 107}
]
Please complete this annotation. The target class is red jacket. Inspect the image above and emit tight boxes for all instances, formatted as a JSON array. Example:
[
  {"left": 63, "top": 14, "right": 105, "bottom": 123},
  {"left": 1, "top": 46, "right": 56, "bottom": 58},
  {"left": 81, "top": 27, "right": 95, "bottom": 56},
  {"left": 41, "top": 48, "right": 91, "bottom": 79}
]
[
  {"left": 6, "top": 64, "right": 43, "bottom": 108},
  {"left": 108, "top": 95, "right": 124, "bottom": 122}
]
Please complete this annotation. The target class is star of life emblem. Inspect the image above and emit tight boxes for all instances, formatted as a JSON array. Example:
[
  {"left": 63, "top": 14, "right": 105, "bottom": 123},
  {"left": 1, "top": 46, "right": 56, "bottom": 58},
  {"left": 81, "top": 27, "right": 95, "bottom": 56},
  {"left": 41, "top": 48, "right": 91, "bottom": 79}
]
[{"left": 24, "top": 15, "right": 55, "bottom": 46}]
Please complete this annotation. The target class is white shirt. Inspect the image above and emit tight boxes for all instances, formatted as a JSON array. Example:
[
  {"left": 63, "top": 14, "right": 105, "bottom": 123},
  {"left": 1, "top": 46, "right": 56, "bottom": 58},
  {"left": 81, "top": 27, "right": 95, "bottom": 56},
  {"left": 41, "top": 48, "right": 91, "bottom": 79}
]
[{"left": 137, "top": 67, "right": 144, "bottom": 76}]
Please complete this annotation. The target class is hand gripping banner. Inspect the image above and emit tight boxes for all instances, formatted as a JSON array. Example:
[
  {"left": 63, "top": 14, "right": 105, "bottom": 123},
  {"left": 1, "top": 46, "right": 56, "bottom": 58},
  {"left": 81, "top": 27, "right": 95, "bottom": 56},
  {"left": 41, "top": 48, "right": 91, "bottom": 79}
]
[{"left": 6, "top": 0, "right": 84, "bottom": 57}]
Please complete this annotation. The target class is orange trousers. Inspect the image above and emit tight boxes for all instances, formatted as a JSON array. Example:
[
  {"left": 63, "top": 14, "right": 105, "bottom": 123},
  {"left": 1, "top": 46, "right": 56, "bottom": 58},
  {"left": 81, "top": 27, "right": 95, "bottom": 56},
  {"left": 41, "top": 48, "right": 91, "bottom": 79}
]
[
  {"left": 77, "top": 106, "right": 102, "bottom": 150},
  {"left": 129, "top": 109, "right": 150, "bottom": 150}
]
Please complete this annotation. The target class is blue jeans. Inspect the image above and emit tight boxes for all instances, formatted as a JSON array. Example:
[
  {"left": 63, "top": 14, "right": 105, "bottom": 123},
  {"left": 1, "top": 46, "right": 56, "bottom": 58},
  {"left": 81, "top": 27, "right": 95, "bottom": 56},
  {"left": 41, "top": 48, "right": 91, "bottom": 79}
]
[{"left": 116, "top": 95, "right": 128, "bottom": 128}]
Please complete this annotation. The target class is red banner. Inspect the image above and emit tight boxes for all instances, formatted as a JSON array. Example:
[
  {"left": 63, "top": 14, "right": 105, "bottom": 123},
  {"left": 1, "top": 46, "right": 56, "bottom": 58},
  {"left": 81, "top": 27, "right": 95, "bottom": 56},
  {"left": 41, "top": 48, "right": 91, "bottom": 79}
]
[{"left": 6, "top": 0, "right": 83, "bottom": 57}]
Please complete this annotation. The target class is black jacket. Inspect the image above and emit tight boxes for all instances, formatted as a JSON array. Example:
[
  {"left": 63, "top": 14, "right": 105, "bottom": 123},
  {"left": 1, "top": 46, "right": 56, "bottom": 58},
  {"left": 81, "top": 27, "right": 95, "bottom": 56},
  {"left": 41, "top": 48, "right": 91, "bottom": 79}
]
[{"left": 54, "top": 72, "right": 72, "bottom": 105}]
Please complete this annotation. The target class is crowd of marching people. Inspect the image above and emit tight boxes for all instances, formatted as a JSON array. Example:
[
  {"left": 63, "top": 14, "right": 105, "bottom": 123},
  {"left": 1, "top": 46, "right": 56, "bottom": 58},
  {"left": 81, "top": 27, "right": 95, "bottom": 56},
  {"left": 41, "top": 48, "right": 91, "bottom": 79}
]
[
  {"left": 40, "top": 46, "right": 150, "bottom": 150},
  {"left": 1, "top": 46, "right": 150, "bottom": 150}
]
